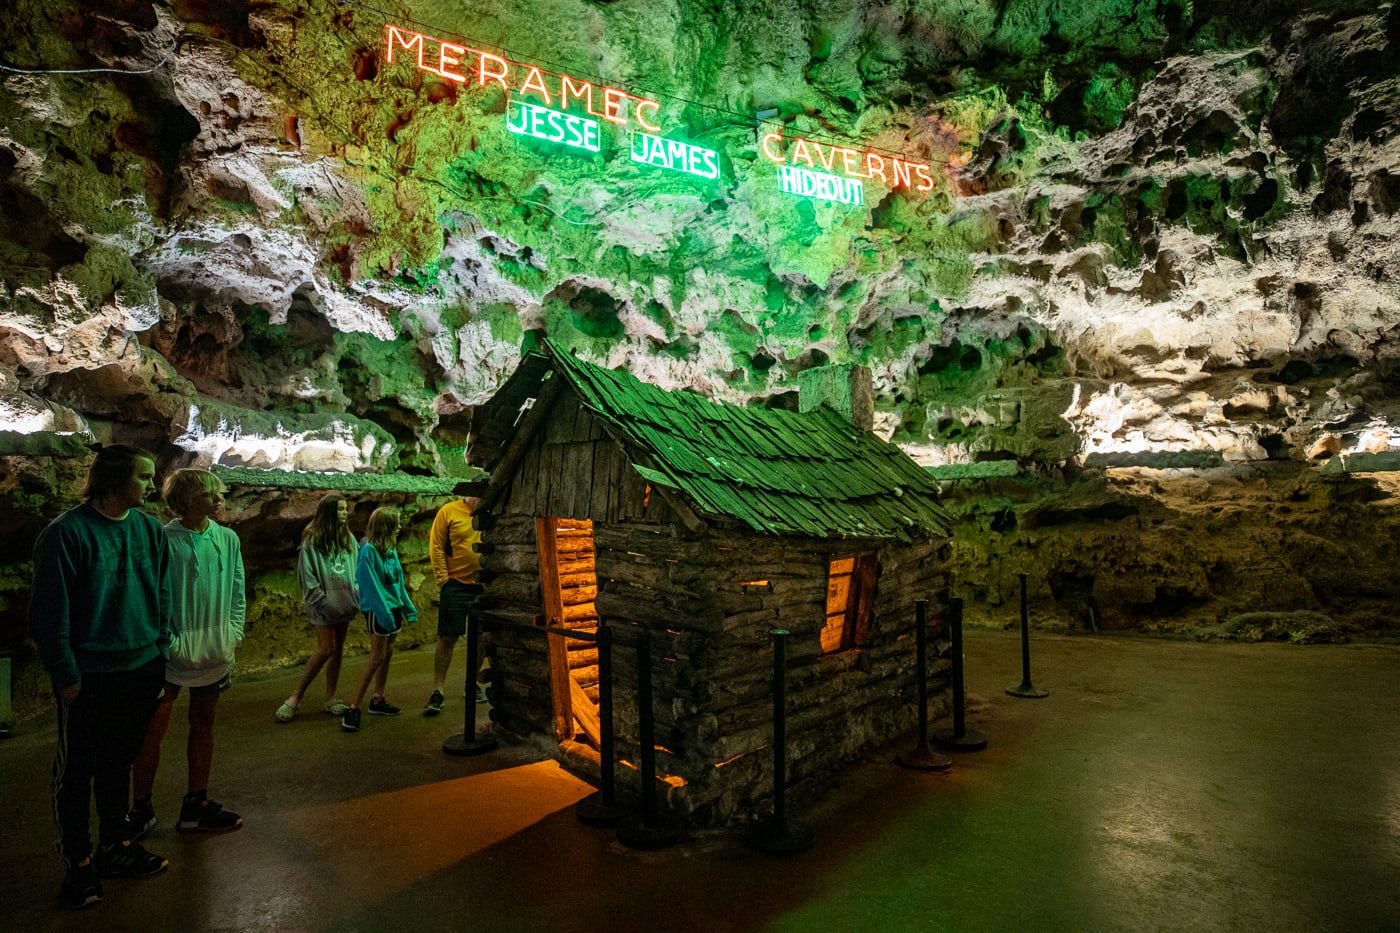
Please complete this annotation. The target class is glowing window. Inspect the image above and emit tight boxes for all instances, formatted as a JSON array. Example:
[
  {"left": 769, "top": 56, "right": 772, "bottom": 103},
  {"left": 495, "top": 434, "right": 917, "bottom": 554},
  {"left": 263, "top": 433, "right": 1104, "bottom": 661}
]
[{"left": 822, "top": 554, "right": 877, "bottom": 654}]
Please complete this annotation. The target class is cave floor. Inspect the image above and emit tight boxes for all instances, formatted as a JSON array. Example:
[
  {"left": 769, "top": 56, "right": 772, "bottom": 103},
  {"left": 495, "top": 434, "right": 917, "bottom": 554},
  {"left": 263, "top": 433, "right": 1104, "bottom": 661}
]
[{"left": 2, "top": 629, "right": 1398, "bottom": 932}]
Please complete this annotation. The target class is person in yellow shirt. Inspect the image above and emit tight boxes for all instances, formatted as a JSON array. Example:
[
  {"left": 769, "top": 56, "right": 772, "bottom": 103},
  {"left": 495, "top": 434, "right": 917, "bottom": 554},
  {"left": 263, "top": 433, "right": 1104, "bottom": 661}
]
[{"left": 425, "top": 481, "right": 485, "bottom": 715}]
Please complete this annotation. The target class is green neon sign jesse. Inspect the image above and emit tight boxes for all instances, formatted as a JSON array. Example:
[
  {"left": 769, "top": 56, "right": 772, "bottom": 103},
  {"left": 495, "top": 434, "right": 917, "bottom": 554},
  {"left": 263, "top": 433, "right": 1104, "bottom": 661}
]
[
  {"left": 629, "top": 132, "right": 720, "bottom": 181},
  {"left": 506, "top": 98, "right": 601, "bottom": 152}
]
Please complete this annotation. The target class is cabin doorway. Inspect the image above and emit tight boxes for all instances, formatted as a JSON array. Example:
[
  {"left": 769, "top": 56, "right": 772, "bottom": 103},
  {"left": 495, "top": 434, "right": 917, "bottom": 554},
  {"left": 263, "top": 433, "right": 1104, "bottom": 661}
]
[{"left": 536, "top": 516, "right": 602, "bottom": 749}]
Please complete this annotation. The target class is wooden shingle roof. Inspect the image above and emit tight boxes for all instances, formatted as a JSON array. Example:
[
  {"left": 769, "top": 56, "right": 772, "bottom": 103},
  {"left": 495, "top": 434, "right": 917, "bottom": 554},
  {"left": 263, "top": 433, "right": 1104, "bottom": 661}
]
[{"left": 478, "top": 340, "right": 951, "bottom": 541}]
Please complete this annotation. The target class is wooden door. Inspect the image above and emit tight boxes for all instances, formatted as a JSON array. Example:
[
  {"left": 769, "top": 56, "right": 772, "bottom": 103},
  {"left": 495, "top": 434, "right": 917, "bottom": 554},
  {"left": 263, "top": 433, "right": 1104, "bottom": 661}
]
[{"left": 536, "top": 516, "right": 602, "bottom": 746}]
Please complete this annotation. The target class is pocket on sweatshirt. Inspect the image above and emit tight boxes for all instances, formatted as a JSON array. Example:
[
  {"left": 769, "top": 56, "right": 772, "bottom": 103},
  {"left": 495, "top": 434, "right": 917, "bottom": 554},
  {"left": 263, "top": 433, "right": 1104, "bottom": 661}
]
[{"left": 168, "top": 629, "right": 235, "bottom": 670}]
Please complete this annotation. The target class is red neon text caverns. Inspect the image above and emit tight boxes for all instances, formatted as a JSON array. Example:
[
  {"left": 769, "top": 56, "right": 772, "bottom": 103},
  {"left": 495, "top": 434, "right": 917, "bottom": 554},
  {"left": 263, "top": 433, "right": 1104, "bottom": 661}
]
[
  {"left": 384, "top": 25, "right": 661, "bottom": 132},
  {"left": 761, "top": 132, "right": 935, "bottom": 193}
]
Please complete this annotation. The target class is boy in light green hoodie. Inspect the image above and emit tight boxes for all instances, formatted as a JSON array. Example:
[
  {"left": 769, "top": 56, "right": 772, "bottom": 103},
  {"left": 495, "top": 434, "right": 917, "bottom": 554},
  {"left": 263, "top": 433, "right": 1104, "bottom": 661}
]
[{"left": 129, "top": 469, "right": 246, "bottom": 840}]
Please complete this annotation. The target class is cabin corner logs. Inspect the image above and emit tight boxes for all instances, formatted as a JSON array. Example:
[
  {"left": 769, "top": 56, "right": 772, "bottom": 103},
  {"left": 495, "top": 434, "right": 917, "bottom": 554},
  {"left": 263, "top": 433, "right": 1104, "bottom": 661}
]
[{"left": 469, "top": 350, "right": 954, "bottom": 827}]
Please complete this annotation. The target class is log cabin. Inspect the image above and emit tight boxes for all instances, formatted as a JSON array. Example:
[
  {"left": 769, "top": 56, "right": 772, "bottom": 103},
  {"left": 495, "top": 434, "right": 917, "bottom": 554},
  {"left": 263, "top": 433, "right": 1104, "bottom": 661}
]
[{"left": 468, "top": 338, "right": 955, "bottom": 827}]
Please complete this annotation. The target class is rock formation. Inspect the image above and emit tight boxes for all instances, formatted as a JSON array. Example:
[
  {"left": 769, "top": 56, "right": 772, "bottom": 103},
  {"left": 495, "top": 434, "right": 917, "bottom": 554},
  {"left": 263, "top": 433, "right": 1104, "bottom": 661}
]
[{"left": 3, "top": 0, "right": 1400, "bottom": 715}]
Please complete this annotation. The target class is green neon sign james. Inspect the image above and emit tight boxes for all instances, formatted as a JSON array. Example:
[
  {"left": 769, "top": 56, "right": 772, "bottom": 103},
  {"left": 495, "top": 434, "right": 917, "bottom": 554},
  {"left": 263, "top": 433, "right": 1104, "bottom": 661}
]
[
  {"left": 629, "top": 132, "right": 720, "bottom": 180},
  {"left": 506, "top": 98, "right": 601, "bottom": 152}
]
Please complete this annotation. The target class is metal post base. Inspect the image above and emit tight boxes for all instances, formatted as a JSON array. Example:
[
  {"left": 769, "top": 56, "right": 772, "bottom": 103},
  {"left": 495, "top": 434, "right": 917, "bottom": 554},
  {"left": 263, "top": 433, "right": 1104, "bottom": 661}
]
[
  {"left": 616, "top": 813, "right": 684, "bottom": 850},
  {"left": 896, "top": 746, "right": 953, "bottom": 771},
  {"left": 746, "top": 816, "right": 814, "bottom": 855},
  {"left": 1007, "top": 682, "right": 1049, "bottom": 699},
  {"left": 932, "top": 727, "right": 988, "bottom": 751},
  {"left": 575, "top": 792, "right": 628, "bottom": 827},
  {"left": 442, "top": 732, "right": 498, "bottom": 756}
]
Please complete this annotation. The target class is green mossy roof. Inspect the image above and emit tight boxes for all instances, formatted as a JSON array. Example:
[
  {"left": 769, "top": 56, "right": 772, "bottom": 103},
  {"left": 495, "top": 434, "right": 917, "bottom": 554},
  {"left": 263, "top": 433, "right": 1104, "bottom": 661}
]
[
  {"left": 211, "top": 467, "right": 476, "bottom": 494},
  {"left": 541, "top": 340, "right": 951, "bottom": 541}
]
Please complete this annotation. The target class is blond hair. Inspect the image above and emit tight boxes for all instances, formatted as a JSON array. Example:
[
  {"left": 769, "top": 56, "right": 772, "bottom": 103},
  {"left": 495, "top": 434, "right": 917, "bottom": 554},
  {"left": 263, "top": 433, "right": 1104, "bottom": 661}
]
[
  {"left": 162, "top": 468, "right": 226, "bottom": 516},
  {"left": 363, "top": 506, "right": 401, "bottom": 556}
]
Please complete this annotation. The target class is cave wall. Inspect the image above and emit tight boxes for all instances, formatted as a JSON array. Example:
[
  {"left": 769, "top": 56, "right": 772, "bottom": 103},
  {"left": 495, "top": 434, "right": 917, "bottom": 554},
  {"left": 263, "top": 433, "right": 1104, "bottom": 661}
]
[
  {"left": 5, "top": 0, "right": 1400, "bottom": 715},
  {"left": 942, "top": 462, "right": 1400, "bottom": 642}
]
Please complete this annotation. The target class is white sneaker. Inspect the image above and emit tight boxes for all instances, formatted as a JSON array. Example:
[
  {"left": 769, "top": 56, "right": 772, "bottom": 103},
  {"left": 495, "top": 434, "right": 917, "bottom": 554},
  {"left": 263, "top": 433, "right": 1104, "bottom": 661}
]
[{"left": 275, "top": 700, "right": 297, "bottom": 723}]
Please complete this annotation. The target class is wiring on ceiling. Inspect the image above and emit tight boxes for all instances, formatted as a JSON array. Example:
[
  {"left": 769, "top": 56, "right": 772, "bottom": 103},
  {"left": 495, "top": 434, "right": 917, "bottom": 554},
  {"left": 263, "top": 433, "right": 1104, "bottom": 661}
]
[{"left": 0, "top": 53, "right": 173, "bottom": 75}]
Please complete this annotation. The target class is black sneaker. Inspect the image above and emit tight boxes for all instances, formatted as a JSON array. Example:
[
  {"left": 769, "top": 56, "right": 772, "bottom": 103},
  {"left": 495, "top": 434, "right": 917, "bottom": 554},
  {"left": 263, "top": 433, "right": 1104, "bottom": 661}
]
[
  {"left": 368, "top": 696, "right": 401, "bottom": 716},
  {"left": 61, "top": 859, "right": 102, "bottom": 909},
  {"left": 93, "top": 840, "right": 167, "bottom": 878},
  {"left": 424, "top": 690, "right": 445, "bottom": 716},
  {"left": 177, "top": 797, "right": 243, "bottom": 833},
  {"left": 342, "top": 707, "right": 361, "bottom": 732},
  {"left": 127, "top": 800, "right": 157, "bottom": 841}
]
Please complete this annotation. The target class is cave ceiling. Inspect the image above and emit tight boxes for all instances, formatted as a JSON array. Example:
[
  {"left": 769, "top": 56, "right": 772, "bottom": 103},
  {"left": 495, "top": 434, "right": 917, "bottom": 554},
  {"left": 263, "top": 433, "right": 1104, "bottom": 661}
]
[{"left": 1, "top": 0, "right": 1398, "bottom": 475}]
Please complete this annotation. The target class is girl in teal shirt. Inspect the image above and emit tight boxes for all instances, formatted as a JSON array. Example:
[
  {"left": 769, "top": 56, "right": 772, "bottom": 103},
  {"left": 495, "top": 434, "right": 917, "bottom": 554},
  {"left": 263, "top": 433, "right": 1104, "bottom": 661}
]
[{"left": 342, "top": 506, "right": 417, "bottom": 732}]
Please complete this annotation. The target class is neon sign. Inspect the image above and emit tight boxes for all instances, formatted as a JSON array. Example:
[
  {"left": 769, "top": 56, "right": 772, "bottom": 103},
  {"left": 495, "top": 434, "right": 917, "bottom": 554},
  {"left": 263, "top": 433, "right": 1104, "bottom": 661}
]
[
  {"left": 507, "top": 99, "right": 601, "bottom": 152},
  {"left": 379, "top": 22, "right": 939, "bottom": 199},
  {"left": 384, "top": 25, "right": 661, "bottom": 131},
  {"left": 778, "top": 166, "right": 863, "bottom": 206},
  {"left": 761, "top": 132, "right": 934, "bottom": 193},
  {"left": 629, "top": 132, "right": 719, "bottom": 180}
]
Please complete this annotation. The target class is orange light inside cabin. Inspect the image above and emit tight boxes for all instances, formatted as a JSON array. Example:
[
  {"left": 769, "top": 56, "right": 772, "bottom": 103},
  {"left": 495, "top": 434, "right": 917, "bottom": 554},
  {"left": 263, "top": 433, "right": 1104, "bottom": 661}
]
[
  {"left": 714, "top": 746, "right": 767, "bottom": 769},
  {"left": 618, "top": 757, "right": 688, "bottom": 787}
]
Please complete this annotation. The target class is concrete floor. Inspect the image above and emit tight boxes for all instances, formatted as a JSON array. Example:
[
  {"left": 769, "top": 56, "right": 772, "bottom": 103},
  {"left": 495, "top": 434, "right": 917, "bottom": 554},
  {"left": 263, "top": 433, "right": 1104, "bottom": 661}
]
[{"left": 2, "top": 629, "right": 1398, "bottom": 932}]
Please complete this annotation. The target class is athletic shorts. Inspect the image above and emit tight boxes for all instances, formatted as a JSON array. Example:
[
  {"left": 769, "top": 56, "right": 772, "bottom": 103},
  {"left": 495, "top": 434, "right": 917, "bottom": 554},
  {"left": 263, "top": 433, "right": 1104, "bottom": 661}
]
[
  {"left": 438, "top": 579, "right": 483, "bottom": 638},
  {"left": 366, "top": 607, "right": 404, "bottom": 637}
]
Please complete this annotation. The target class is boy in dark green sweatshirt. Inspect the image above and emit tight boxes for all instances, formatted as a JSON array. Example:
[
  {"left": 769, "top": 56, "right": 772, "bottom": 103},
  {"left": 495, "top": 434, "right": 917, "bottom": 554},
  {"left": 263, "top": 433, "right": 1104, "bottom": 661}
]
[{"left": 29, "top": 445, "right": 173, "bottom": 910}]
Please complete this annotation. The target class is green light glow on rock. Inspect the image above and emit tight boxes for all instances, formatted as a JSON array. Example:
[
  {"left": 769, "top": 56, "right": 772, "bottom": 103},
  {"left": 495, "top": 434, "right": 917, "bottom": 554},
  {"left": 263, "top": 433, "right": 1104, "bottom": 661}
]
[{"left": 1084, "top": 62, "right": 1140, "bottom": 130}]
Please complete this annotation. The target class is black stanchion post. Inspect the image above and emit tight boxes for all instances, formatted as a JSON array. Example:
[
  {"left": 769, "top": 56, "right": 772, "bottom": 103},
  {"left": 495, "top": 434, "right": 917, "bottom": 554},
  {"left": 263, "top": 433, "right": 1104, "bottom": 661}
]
[
  {"left": 933, "top": 597, "right": 988, "bottom": 751},
  {"left": 1007, "top": 573, "right": 1049, "bottom": 699},
  {"left": 747, "top": 628, "right": 814, "bottom": 854},
  {"left": 617, "top": 627, "right": 682, "bottom": 849},
  {"left": 897, "top": 599, "right": 952, "bottom": 772},
  {"left": 577, "top": 623, "right": 626, "bottom": 826},
  {"left": 443, "top": 595, "right": 498, "bottom": 756}
]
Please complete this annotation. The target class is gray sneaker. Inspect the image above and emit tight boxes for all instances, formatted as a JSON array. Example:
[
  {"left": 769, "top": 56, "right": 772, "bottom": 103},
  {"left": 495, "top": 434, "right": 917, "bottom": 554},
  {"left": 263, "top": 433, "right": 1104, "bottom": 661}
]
[
  {"left": 368, "top": 696, "right": 401, "bottom": 716},
  {"left": 93, "top": 841, "right": 167, "bottom": 878},
  {"left": 127, "top": 800, "right": 157, "bottom": 841},
  {"left": 177, "top": 796, "right": 243, "bottom": 833}
]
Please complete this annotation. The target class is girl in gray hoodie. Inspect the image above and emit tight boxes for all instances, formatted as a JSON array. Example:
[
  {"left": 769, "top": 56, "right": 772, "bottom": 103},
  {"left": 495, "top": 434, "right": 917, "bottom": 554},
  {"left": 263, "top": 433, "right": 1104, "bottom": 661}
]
[{"left": 276, "top": 494, "right": 359, "bottom": 722}]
